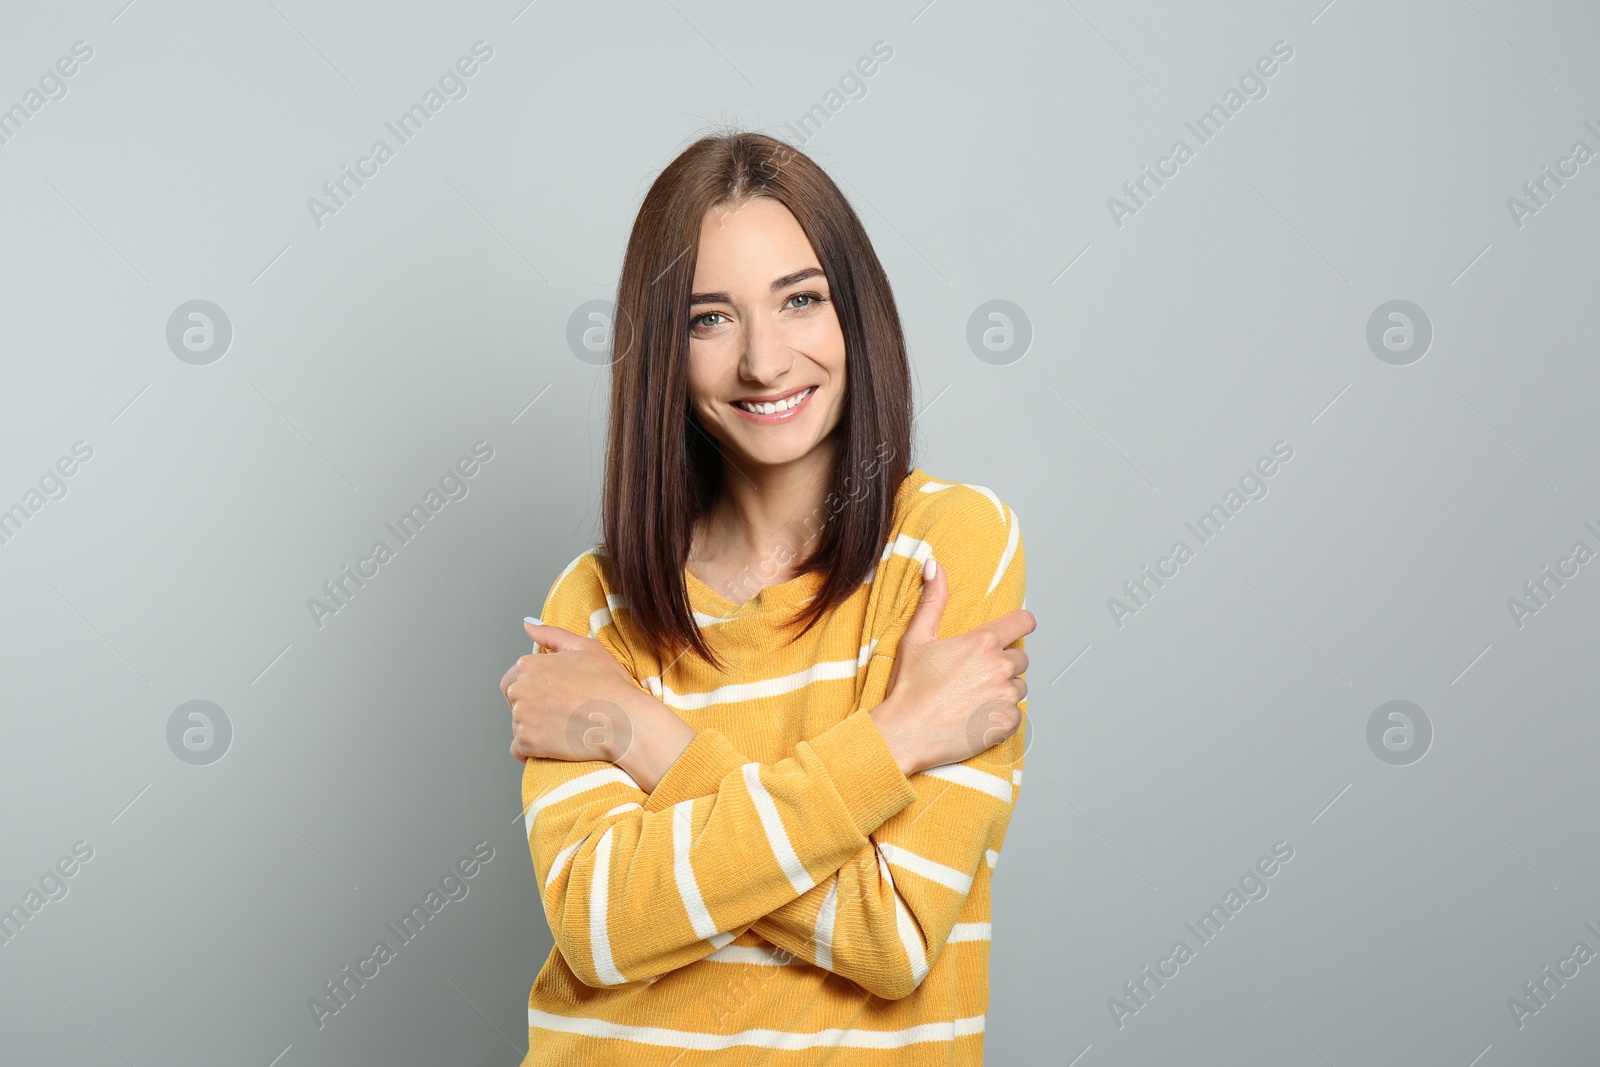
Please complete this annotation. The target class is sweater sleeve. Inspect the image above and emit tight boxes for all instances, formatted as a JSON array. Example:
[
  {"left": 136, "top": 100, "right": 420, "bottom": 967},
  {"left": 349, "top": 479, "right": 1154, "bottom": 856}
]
[
  {"left": 520, "top": 551, "right": 921, "bottom": 988},
  {"left": 641, "top": 488, "right": 1028, "bottom": 1000}
]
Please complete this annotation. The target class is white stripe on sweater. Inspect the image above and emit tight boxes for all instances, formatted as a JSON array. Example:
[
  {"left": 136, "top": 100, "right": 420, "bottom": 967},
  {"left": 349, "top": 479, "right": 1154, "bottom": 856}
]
[
  {"left": 921, "top": 763, "right": 1012, "bottom": 804},
  {"left": 704, "top": 943, "right": 801, "bottom": 966},
  {"left": 989, "top": 504, "right": 1020, "bottom": 595},
  {"left": 590, "top": 828, "right": 626, "bottom": 985},
  {"left": 524, "top": 766, "right": 638, "bottom": 834},
  {"left": 528, "top": 1008, "right": 986, "bottom": 1050},
  {"left": 884, "top": 531, "right": 933, "bottom": 568},
  {"left": 879, "top": 842, "right": 973, "bottom": 894},
  {"left": 878, "top": 847, "right": 929, "bottom": 985},
  {"left": 893, "top": 899, "right": 928, "bottom": 987},
  {"left": 908, "top": 481, "right": 1017, "bottom": 594},
  {"left": 643, "top": 645, "right": 875, "bottom": 710},
  {"left": 549, "top": 551, "right": 626, "bottom": 640},
  {"left": 545, "top": 836, "right": 589, "bottom": 889},
  {"left": 584, "top": 595, "right": 625, "bottom": 638},
  {"left": 545, "top": 804, "right": 638, "bottom": 888},
  {"left": 742, "top": 764, "right": 814, "bottom": 895},
  {"left": 949, "top": 922, "right": 992, "bottom": 942},
  {"left": 923, "top": 479, "right": 1006, "bottom": 522},
  {"left": 672, "top": 799, "right": 726, "bottom": 944},
  {"left": 813, "top": 880, "right": 838, "bottom": 971}
]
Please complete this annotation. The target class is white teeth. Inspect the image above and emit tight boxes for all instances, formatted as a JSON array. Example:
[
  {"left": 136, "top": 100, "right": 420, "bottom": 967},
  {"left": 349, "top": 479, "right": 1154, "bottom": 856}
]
[{"left": 736, "top": 386, "right": 813, "bottom": 415}]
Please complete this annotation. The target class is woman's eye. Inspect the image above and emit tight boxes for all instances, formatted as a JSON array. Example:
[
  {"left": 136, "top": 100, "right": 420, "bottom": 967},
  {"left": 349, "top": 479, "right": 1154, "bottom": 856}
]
[{"left": 693, "top": 294, "right": 823, "bottom": 329}]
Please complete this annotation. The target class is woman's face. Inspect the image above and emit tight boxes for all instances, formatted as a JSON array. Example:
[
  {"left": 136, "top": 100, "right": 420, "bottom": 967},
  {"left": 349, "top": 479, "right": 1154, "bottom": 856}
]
[{"left": 685, "top": 196, "right": 847, "bottom": 470}]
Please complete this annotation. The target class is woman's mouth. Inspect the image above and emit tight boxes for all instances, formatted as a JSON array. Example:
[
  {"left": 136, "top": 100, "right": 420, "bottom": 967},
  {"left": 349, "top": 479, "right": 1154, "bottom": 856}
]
[{"left": 730, "top": 385, "right": 817, "bottom": 423}]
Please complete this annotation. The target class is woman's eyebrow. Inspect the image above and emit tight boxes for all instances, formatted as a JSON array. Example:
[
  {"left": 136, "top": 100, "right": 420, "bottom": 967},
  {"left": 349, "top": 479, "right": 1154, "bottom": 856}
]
[{"left": 690, "top": 267, "right": 827, "bottom": 306}]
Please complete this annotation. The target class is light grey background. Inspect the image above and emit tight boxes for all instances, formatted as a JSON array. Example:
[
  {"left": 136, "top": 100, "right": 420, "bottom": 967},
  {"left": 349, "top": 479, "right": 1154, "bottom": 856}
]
[{"left": 2, "top": 0, "right": 1597, "bottom": 1064}]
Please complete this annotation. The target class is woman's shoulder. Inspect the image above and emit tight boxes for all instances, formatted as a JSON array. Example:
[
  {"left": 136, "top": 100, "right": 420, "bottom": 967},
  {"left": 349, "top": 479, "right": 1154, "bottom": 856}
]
[
  {"left": 881, "top": 467, "right": 1025, "bottom": 612},
  {"left": 892, "top": 467, "right": 1020, "bottom": 543},
  {"left": 545, "top": 544, "right": 616, "bottom": 601}
]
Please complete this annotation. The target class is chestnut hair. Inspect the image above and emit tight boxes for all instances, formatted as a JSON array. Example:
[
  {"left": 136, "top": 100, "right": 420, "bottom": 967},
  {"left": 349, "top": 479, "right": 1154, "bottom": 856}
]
[{"left": 601, "top": 128, "right": 913, "bottom": 672}]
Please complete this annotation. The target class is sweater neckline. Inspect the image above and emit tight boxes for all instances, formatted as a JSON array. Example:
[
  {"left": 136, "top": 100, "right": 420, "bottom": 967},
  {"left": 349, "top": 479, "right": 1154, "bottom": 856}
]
[
  {"left": 685, "top": 466, "right": 928, "bottom": 619},
  {"left": 684, "top": 565, "right": 824, "bottom": 617}
]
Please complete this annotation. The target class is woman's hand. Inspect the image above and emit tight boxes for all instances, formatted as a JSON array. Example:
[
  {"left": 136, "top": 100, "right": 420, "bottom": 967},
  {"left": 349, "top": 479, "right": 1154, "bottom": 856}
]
[
  {"left": 503, "top": 619, "right": 699, "bottom": 791},
  {"left": 502, "top": 620, "right": 647, "bottom": 764},
  {"left": 869, "top": 557, "right": 1035, "bottom": 777}
]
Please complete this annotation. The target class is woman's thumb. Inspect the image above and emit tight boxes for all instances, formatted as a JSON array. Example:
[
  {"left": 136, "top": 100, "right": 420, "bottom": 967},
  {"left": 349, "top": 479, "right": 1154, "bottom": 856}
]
[
  {"left": 901, "top": 555, "right": 948, "bottom": 645},
  {"left": 524, "top": 617, "right": 584, "bottom": 652}
]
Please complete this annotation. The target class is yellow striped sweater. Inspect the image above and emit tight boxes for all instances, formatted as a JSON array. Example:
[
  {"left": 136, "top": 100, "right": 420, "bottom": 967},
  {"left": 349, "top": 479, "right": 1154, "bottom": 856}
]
[{"left": 518, "top": 466, "right": 1027, "bottom": 1065}]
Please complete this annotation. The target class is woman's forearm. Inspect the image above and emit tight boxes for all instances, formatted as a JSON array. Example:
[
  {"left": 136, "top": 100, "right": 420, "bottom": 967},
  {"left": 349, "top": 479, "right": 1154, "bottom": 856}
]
[
  {"left": 610, "top": 684, "right": 698, "bottom": 793},
  {"left": 611, "top": 679, "right": 922, "bottom": 795},
  {"left": 867, "top": 692, "right": 924, "bottom": 777},
  {"left": 606, "top": 672, "right": 1010, "bottom": 826}
]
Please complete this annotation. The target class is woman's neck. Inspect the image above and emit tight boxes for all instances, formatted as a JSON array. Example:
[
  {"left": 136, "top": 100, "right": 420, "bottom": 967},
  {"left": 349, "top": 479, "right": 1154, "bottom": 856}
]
[{"left": 689, "top": 445, "right": 838, "bottom": 595}]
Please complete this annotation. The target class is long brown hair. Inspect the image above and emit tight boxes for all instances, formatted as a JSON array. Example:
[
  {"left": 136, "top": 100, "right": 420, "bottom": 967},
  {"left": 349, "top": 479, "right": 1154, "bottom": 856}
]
[{"left": 601, "top": 128, "right": 913, "bottom": 672}]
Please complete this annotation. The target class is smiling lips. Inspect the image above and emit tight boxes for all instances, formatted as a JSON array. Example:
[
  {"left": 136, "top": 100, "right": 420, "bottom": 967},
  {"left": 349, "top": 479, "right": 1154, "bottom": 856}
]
[{"left": 731, "top": 385, "right": 817, "bottom": 421}]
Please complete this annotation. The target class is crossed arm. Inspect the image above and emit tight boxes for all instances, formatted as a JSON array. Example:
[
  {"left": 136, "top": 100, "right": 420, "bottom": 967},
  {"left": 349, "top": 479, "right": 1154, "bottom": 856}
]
[
  {"left": 630, "top": 686, "right": 1026, "bottom": 999},
  {"left": 519, "top": 495, "right": 1026, "bottom": 999}
]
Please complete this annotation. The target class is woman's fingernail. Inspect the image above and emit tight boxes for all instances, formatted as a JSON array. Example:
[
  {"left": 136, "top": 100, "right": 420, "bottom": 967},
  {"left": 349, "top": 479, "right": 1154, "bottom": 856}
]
[
  {"left": 524, "top": 616, "right": 541, "bottom": 625},
  {"left": 922, "top": 557, "right": 936, "bottom": 580}
]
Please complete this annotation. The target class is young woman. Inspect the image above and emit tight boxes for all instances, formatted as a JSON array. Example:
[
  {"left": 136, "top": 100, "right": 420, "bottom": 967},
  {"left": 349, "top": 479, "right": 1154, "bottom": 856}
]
[{"left": 501, "top": 130, "right": 1034, "bottom": 1065}]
